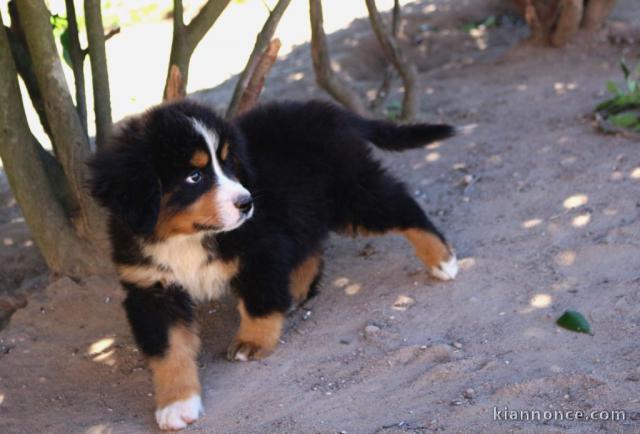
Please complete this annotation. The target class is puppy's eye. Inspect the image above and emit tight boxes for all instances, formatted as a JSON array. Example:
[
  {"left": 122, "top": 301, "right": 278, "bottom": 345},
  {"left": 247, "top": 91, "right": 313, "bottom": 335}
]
[{"left": 186, "top": 170, "right": 203, "bottom": 184}]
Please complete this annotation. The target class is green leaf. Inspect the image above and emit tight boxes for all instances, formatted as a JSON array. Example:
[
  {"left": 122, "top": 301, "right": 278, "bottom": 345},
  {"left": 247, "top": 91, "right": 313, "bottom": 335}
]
[
  {"left": 627, "top": 79, "right": 637, "bottom": 94},
  {"left": 610, "top": 112, "right": 640, "bottom": 128},
  {"left": 556, "top": 310, "right": 592, "bottom": 334},
  {"left": 606, "top": 80, "right": 620, "bottom": 96},
  {"left": 59, "top": 27, "right": 73, "bottom": 69},
  {"left": 483, "top": 15, "right": 497, "bottom": 28},
  {"left": 621, "top": 59, "right": 631, "bottom": 81}
]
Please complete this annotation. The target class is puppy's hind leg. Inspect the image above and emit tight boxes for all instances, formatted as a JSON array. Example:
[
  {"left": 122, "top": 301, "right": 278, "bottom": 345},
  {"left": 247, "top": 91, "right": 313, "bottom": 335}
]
[
  {"left": 289, "top": 251, "right": 323, "bottom": 306},
  {"left": 342, "top": 172, "right": 458, "bottom": 280},
  {"left": 227, "top": 254, "right": 291, "bottom": 361}
]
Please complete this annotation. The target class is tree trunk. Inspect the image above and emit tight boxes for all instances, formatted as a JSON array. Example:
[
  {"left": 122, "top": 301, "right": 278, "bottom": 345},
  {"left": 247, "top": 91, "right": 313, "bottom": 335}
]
[
  {"left": 0, "top": 12, "right": 108, "bottom": 276},
  {"left": 514, "top": 0, "right": 617, "bottom": 46},
  {"left": 226, "top": 0, "right": 291, "bottom": 118},
  {"left": 6, "top": 1, "right": 51, "bottom": 139},
  {"left": 550, "top": 0, "right": 583, "bottom": 47},
  {"left": 365, "top": 0, "right": 418, "bottom": 120},
  {"left": 84, "top": 0, "right": 112, "bottom": 150},
  {"left": 17, "top": 0, "right": 104, "bottom": 240},
  {"left": 582, "top": 0, "right": 617, "bottom": 31},
  {"left": 308, "top": 0, "right": 368, "bottom": 116}
]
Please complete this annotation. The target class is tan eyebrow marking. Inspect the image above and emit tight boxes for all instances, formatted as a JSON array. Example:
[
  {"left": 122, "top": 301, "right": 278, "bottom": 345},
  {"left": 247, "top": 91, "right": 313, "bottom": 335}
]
[
  {"left": 220, "top": 142, "right": 230, "bottom": 161},
  {"left": 190, "top": 150, "right": 209, "bottom": 168}
]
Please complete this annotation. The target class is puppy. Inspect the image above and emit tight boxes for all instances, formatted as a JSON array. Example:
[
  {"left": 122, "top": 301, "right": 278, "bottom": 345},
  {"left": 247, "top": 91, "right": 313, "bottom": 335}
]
[{"left": 89, "top": 100, "right": 457, "bottom": 430}]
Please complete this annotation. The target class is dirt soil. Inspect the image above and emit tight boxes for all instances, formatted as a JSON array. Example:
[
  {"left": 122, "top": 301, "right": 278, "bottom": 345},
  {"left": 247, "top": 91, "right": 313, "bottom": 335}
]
[{"left": 1, "top": 1, "right": 640, "bottom": 433}]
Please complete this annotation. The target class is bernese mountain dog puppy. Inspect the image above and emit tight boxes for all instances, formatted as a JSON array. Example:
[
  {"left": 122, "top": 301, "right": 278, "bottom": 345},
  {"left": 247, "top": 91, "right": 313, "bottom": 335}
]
[{"left": 89, "top": 99, "right": 458, "bottom": 430}]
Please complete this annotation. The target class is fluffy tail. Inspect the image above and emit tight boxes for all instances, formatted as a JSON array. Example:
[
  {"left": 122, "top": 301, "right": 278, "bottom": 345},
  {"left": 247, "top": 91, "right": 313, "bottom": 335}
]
[{"left": 359, "top": 118, "right": 455, "bottom": 151}]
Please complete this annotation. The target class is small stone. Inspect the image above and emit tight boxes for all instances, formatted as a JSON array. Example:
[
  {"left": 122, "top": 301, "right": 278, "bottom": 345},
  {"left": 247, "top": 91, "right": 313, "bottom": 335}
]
[
  {"left": 463, "top": 388, "right": 475, "bottom": 399},
  {"left": 364, "top": 325, "right": 380, "bottom": 335},
  {"left": 626, "top": 367, "right": 640, "bottom": 382},
  {"left": 451, "top": 400, "right": 464, "bottom": 406},
  {"left": 302, "top": 310, "right": 312, "bottom": 321},
  {"left": 452, "top": 341, "right": 463, "bottom": 349},
  {"left": 339, "top": 339, "right": 351, "bottom": 345}
]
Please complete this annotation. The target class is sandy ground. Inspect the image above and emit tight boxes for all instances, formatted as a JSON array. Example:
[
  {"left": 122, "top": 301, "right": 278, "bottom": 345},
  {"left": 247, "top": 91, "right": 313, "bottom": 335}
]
[{"left": 2, "top": 0, "right": 640, "bottom": 433}]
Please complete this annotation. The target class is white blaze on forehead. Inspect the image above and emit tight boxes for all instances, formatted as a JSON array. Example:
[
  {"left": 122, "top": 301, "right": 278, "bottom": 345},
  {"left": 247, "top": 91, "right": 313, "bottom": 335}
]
[
  {"left": 190, "top": 118, "right": 239, "bottom": 185},
  {"left": 190, "top": 118, "right": 251, "bottom": 228}
]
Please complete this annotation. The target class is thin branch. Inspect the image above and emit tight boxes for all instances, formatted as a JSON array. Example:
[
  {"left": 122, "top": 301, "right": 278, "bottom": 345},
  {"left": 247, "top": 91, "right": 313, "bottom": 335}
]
[
  {"left": 81, "top": 27, "right": 120, "bottom": 57},
  {"left": 365, "top": 0, "right": 418, "bottom": 120},
  {"left": 372, "top": 0, "right": 400, "bottom": 111},
  {"left": 235, "top": 38, "right": 281, "bottom": 116},
  {"left": 185, "top": 0, "right": 232, "bottom": 51},
  {"left": 84, "top": 0, "right": 112, "bottom": 150},
  {"left": 65, "top": 0, "right": 88, "bottom": 132},
  {"left": 227, "top": 0, "right": 292, "bottom": 119},
  {"left": 308, "top": 0, "right": 368, "bottom": 116}
]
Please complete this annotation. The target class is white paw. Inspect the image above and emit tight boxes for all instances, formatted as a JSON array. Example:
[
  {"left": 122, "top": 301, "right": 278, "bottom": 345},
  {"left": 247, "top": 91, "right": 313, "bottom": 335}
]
[
  {"left": 234, "top": 350, "right": 249, "bottom": 362},
  {"left": 155, "top": 394, "right": 203, "bottom": 431},
  {"left": 430, "top": 255, "right": 459, "bottom": 280}
]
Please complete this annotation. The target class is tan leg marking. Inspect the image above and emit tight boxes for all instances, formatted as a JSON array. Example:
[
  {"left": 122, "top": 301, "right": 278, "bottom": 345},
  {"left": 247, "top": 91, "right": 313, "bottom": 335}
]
[
  {"left": 290, "top": 252, "right": 322, "bottom": 303},
  {"left": 403, "top": 228, "right": 450, "bottom": 268},
  {"left": 227, "top": 300, "right": 284, "bottom": 361},
  {"left": 403, "top": 228, "right": 458, "bottom": 280},
  {"left": 149, "top": 323, "right": 201, "bottom": 409}
]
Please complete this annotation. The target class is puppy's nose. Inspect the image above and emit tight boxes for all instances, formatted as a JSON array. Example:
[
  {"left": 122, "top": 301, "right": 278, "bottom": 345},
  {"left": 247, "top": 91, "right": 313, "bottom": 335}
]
[{"left": 233, "top": 194, "right": 253, "bottom": 215}]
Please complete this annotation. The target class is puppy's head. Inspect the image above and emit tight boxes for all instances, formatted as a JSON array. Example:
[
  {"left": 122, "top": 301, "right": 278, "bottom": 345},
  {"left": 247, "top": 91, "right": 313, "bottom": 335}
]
[{"left": 89, "top": 101, "right": 254, "bottom": 239}]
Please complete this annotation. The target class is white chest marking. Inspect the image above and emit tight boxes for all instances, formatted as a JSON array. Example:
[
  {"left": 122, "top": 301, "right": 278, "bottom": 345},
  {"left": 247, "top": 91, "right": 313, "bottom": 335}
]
[{"left": 143, "top": 233, "right": 238, "bottom": 301}]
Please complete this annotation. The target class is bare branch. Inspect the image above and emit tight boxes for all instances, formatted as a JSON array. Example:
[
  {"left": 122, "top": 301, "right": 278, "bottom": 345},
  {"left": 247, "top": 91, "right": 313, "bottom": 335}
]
[
  {"left": 308, "top": 0, "right": 368, "bottom": 116},
  {"left": 84, "top": 0, "right": 112, "bottom": 150},
  {"left": 365, "top": 0, "right": 418, "bottom": 120},
  {"left": 372, "top": 0, "right": 400, "bottom": 111},
  {"left": 164, "top": 64, "right": 185, "bottom": 101},
  {"left": 227, "top": 0, "right": 292, "bottom": 119},
  {"left": 235, "top": 38, "right": 281, "bottom": 117},
  {"left": 164, "top": 0, "right": 231, "bottom": 98},
  {"left": 185, "top": 0, "right": 232, "bottom": 50},
  {"left": 65, "top": 0, "right": 88, "bottom": 132}
]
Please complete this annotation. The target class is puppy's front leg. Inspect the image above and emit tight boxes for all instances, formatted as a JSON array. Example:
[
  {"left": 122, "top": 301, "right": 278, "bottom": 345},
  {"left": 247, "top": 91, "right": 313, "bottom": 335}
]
[{"left": 123, "top": 284, "right": 202, "bottom": 431}]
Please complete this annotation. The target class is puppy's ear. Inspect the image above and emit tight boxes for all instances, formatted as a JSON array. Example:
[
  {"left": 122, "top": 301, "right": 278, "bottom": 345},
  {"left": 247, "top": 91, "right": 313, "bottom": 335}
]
[{"left": 89, "top": 147, "right": 161, "bottom": 235}]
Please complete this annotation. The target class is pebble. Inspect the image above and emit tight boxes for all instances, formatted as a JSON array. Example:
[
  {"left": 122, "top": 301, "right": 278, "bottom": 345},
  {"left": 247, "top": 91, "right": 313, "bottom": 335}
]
[
  {"left": 463, "top": 388, "right": 475, "bottom": 399},
  {"left": 451, "top": 400, "right": 464, "bottom": 406},
  {"left": 452, "top": 341, "right": 463, "bottom": 349},
  {"left": 364, "top": 325, "right": 380, "bottom": 335}
]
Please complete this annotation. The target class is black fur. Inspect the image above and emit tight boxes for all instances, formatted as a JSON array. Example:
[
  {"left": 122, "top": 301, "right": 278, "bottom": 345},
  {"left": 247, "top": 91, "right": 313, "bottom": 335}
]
[
  {"left": 89, "top": 99, "right": 454, "bottom": 358},
  {"left": 122, "top": 282, "right": 194, "bottom": 357}
]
